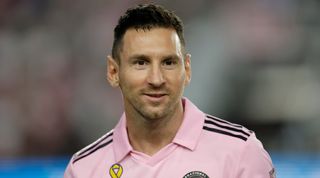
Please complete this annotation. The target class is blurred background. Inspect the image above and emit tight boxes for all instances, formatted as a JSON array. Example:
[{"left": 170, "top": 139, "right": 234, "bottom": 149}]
[{"left": 0, "top": 0, "right": 319, "bottom": 177}]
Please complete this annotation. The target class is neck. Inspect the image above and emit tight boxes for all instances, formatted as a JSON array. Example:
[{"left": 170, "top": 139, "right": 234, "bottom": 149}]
[{"left": 126, "top": 102, "right": 184, "bottom": 156}]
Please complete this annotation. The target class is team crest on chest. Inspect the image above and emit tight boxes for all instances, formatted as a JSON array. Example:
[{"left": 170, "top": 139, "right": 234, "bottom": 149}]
[{"left": 183, "top": 171, "right": 209, "bottom": 178}]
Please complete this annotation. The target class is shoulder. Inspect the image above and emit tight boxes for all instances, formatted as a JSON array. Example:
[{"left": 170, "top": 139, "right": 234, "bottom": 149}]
[
  {"left": 71, "top": 129, "right": 114, "bottom": 164},
  {"left": 64, "top": 130, "right": 115, "bottom": 177},
  {"left": 202, "top": 114, "right": 253, "bottom": 143},
  {"left": 201, "top": 114, "right": 274, "bottom": 177}
]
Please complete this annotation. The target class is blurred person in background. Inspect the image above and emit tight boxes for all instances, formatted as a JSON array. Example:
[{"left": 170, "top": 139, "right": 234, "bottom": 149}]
[{"left": 64, "top": 4, "right": 275, "bottom": 178}]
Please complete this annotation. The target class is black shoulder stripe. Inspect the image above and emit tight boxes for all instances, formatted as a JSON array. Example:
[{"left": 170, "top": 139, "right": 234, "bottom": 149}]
[
  {"left": 206, "top": 115, "right": 242, "bottom": 128},
  {"left": 204, "top": 119, "right": 250, "bottom": 137},
  {"left": 77, "top": 132, "right": 113, "bottom": 158},
  {"left": 203, "top": 126, "right": 248, "bottom": 141},
  {"left": 73, "top": 139, "right": 113, "bottom": 164}
]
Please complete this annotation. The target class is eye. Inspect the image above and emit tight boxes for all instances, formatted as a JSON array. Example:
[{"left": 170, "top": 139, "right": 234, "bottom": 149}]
[
  {"left": 137, "top": 60, "right": 147, "bottom": 65},
  {"left": 133, "top": 59, "right": 149, "bottom": 69},
  {"left": 164, "top": 60, "right": 175, "bottom": 65},
  {"left": 162, "top": 58, "right": 178, "bottom": 69}
]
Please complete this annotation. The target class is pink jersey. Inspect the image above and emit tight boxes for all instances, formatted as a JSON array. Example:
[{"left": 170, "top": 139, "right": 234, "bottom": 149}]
[{"left": 64, "top": 98, "right": 275, "bottom": 178}]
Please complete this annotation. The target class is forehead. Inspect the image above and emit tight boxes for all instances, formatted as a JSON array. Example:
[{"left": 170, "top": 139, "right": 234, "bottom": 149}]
[{"left": 121, "top": 28, "right": 182, "bottom": 57}]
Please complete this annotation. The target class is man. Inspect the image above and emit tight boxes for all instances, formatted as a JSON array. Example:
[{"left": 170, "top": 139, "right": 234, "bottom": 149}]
[{"left": 65, "top": 4, "right": 275, "bottom": 178}]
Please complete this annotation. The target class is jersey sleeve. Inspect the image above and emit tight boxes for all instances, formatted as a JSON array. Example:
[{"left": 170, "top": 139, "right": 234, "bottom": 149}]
[{"left": 235, "top": 133, "right": 276, "bottom": 178}]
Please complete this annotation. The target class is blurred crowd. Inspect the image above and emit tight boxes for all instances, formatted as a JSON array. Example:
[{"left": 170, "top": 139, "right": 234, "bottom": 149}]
[{"left": 0, "top": 0, "right": 319, "bottom": 157}]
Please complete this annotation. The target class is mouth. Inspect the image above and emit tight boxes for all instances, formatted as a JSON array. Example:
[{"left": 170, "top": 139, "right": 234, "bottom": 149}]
[
  {"left": 143, "top": 93, "right": 168, "bottom": 102},
  {"left": 144, "top": 93, "right": 167, "bottom": 98}
]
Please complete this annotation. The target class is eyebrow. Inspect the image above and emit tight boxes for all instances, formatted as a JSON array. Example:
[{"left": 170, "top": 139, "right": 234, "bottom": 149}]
[
  {"left": 161, "top": 54, "right": 180, "bottom": 61},
  {"left": 128, "top": 54, "right": 149, "bottom": 61},
  {"left": 128, "top": 54, "right": 181, "bottom": 61}
]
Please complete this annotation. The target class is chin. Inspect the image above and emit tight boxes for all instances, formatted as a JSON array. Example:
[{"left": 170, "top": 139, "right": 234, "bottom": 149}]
[
  {"left": 145, "top": 112, "right": 163, "bottom": 120},
  {"left": 142, "top": 109, "right": 167, "bottom": 120}
]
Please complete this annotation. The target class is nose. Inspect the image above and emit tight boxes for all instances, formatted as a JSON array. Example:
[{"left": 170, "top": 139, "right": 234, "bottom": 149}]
[{"left": 147, "top": 63, "right": 165, "bottom": 87}]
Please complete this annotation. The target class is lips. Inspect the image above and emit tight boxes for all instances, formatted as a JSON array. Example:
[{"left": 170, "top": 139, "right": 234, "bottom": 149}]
[
  {"left": 142, "top": 92, "right": 168, "bottom": 102},
  {"left": 145, "top": 93, "right": 166, "bottom": 97}
]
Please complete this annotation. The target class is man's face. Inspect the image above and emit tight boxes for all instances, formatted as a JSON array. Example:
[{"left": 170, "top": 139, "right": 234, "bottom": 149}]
[{"left": 108, "top": 28, "right": 191, "bottom": 120}]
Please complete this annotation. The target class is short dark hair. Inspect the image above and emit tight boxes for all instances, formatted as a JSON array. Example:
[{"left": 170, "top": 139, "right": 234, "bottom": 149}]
[{"left": 111, "top": 4, "right": 185, "bottom": 62}]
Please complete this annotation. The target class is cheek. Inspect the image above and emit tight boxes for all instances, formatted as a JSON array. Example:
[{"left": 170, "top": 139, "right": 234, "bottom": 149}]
[
  {"left": 119, "top": 70, "right": 146, "bottom": 88},
  {"left": 168, "top": 71, "right": 186, "bottom": 86}
]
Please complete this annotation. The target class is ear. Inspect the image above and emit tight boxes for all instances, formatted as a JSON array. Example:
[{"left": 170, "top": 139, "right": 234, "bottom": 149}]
[
  {"left": 184, "top": 53, "right": 192, "bottom": 86},
  {"left": 107, "top": 55, "right": 120, "bottom": 87}
]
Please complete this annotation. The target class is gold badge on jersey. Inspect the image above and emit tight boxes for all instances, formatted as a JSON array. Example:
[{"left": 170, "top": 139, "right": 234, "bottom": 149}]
[{"left": 109, "top": 163, "right": 123, "bottom": 178}]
